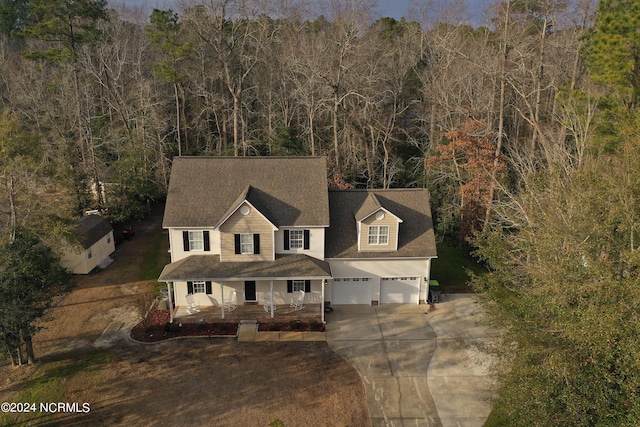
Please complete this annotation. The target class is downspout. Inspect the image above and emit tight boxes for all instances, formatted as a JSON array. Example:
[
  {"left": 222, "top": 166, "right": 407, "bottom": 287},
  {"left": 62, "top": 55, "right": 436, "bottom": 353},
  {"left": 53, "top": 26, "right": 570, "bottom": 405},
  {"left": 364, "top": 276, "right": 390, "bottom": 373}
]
[
  {"left": 321, "top": 279, "right": 326, "bottom": 324},
  {"left": 425, "top": 260, "right": 432, "bottom": 304}
]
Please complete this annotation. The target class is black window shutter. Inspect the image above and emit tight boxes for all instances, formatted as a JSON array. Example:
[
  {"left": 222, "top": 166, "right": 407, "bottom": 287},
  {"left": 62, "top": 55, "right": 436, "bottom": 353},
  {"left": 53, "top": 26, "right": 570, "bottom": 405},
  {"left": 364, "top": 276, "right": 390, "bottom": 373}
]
[
  {"left": 284, "top": 230, "right": 290, "bottom": 250},
  {"left": 234, "top": 234, "right": 241, "bottom": 254},
  {"left": 205, "top": 281, "right": 212, "bottom": 294},
  {"left": 304, "top": 280, "right": 311, "bottom": 292},
  {"left": 187, "top": 281, "right": 193, "bottom": 294},
  {"left": 183, "top": 231, "right": 190, "bottom": 252},
  {"left": 253, "top": 234, "right": 260, "bottom": 254},
  {"left": 203, "top": 231, "right": 210, "bottom": 251},
  {"left": 303, "top": 230, "right": 310, "bottom": 250},
  {"left": 287, "top": 280, "right": 293, "bottom": 293}
]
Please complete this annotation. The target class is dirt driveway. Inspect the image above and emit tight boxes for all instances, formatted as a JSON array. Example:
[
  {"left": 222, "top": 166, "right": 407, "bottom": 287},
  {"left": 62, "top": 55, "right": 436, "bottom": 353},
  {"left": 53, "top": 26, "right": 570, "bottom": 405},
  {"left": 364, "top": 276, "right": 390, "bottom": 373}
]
[{"left": 0, "top": 205, "right": 369, "bottom": 427}]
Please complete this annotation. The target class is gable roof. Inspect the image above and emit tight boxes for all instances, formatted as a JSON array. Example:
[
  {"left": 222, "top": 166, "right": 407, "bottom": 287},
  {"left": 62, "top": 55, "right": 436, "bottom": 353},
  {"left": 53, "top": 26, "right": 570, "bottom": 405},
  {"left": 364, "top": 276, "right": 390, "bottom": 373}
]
[
  {"left": 76, "top": 215, "right": 113, "bottom": 249},
  {"left": 354, "top": 192, "right": 403, "bottom": 223},
  {"left": 325, "top": 189, "right": 437, "bottom": 259},
  {"left": 216, "top": 188, "right": 278, "bottom": 230},
  {"left": 163, "top": 157, "right": 330, "bottom": 228},
  {"left": 354, "top": 192, "right": 383, "bottom": 221}
]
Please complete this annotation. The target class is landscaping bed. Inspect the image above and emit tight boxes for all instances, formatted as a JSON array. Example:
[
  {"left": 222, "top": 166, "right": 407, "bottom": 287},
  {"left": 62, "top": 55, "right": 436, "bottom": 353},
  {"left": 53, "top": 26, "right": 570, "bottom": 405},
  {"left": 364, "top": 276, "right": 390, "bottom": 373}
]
[
  {"left": 258, "top": 320, "right": 325, "bottom": 332},
  {"left": 130, "top": 309, "right": 238, "bottom": 342}
]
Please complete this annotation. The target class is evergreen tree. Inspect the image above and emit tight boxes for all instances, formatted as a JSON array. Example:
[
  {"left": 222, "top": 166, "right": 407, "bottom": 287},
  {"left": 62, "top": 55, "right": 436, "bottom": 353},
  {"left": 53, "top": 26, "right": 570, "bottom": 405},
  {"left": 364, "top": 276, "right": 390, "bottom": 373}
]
[
  {"left": 582, "top": 0, "right": 640, "bottom": 108},
  {"left": 0, "top": 228, "right": 72, "bottom": 365}
]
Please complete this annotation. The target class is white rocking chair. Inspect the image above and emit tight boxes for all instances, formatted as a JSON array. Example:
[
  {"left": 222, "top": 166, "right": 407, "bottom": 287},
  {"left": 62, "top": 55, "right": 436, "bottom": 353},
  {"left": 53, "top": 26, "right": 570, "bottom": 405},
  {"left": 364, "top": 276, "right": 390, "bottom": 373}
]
[
  {"left": 290, "top": 290, "right": 305, "bottom": 311},
  {"left": 263, "top": 302, "right": 277, "bottom": 313},
  {"left": 185, "top": 294, "right": 200, "bottom": 314},
  {"left": 224, "top": 291, "right": 238, "bottom": 312}
]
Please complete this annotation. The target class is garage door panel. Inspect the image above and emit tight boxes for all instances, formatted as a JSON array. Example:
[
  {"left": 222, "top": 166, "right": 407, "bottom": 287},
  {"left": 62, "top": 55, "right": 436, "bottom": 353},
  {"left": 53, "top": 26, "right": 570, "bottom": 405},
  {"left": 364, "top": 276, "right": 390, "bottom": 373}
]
[
  {"left": 332, "top": 278, "right": 371, "bottom": 305},
  {"left": 381, "top": 277, "right": 419, "bottom": 304}
]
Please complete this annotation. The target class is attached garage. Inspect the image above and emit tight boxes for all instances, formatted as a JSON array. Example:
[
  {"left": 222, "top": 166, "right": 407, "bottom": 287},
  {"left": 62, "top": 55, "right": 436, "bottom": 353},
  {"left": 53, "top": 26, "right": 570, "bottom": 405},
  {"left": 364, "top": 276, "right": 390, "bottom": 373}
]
[
  {"left": 332, "top": 278, "right": 372, "bottom": 304},
  {"left": 380, "top": 277, "right": 420, "bottom": 304}
]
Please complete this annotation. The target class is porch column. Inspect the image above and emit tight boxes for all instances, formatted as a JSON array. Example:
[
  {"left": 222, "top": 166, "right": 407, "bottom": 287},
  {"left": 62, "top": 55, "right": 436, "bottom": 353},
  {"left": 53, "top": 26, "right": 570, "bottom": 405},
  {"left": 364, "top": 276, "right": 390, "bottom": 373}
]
[
  {"left": 321, "top": 279, "right": 325, "bottom": 324},
  {"left": 270, "top": 280, "right": 274, "bottom": 318},
  {"left": 168, "top": 282, "right": 175, "bottom": 323},
  {"left": 220, "top": 282, "right": 225, "bottom": 320}
]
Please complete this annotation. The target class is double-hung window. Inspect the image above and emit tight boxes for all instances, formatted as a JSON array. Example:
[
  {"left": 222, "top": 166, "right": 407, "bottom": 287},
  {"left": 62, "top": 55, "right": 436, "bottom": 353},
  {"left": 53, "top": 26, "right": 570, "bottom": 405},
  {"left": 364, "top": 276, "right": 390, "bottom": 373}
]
[
  {"left": 240, "top": 233, "right": 254, "bottom": 254},
  {"left": 292, "top": 280, "right": 305, "bottom": 292},
  {"left": 289, "top": 230, "right": 304, "bottom": 249},
  {"left": 189, "top": 231, "right": 204, "bottom": 251},
  {"left": 193, "top": 281, "right": 206, "bottom": 294},
  {"left": 368, "top": 225, "right": 389, "bottom": 245}
]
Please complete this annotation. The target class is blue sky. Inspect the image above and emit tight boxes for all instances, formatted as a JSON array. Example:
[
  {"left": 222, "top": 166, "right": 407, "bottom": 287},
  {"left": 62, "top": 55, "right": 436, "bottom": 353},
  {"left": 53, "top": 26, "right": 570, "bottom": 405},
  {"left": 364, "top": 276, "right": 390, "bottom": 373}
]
[
  {"left": 113, "top": 0, "right": 487, "bottom": 26},
  {"left": 377, "top": 0, "right": 488, "bottom": 25},
  {"left": 376, "top": 0, "right": 411, "bottom": 19}
]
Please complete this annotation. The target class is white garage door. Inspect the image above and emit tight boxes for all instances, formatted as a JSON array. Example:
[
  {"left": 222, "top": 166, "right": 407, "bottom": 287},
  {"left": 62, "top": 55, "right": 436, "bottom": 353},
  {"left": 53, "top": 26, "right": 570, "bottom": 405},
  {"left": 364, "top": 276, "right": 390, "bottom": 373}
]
[
  {"left": 332, "top": 278, "right": 371, "bottom": 304},
  {"left": 380, "top": 277, "right": 420, "bottom": 304}
]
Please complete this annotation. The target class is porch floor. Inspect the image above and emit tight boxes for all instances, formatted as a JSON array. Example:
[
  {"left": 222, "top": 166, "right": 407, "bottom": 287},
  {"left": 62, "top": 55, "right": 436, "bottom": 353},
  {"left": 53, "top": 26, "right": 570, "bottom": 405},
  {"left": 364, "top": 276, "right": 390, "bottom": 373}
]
[{"left": 172, "top": 303, "right": 323, "bottom": 323}]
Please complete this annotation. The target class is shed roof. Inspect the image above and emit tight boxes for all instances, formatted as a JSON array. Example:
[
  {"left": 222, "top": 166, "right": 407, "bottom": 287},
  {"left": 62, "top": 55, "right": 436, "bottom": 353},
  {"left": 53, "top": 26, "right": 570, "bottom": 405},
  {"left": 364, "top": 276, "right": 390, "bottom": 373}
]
[{"left": 77, "top": 215, "right": 113, "bottom": 249}]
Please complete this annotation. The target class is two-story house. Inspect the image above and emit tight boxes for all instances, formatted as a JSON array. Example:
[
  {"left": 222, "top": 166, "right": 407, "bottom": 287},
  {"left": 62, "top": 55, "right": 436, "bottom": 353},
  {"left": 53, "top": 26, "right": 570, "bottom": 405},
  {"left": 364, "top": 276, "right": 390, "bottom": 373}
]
[{"left": 158, "top": 157, "right": 437, "bottom": 322}]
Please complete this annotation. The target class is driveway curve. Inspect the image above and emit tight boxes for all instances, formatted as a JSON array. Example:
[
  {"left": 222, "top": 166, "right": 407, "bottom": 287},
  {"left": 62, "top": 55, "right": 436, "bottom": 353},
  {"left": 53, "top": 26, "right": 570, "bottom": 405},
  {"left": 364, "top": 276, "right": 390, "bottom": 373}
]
[{"left": 326, "top": 294, "right": 497, "bottom": 427}]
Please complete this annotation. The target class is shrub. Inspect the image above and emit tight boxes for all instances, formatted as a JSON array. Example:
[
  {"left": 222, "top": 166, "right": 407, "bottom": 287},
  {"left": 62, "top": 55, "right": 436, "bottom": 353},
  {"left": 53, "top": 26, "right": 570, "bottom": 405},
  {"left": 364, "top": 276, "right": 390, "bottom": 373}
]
[
  {"left": 289, "top": 320, "right": 302, "bottom": 330},
  {"left": 268, "top": 322, "right": 280, "bottom": 331}
]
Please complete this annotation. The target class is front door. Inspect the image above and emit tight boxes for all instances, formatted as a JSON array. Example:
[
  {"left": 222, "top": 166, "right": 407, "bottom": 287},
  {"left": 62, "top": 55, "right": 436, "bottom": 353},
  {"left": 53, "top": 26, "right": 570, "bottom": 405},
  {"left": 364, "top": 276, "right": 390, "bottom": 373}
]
[{"left": 244, "top": 281, "right": 257, "bottom": 302}]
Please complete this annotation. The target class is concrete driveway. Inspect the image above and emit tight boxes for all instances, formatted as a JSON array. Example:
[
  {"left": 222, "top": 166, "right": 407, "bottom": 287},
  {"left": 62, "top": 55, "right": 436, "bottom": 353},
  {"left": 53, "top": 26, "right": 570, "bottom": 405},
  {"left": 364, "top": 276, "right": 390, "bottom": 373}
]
[{"left": 325, "top": 294, "right": 498, "bottom": 427}]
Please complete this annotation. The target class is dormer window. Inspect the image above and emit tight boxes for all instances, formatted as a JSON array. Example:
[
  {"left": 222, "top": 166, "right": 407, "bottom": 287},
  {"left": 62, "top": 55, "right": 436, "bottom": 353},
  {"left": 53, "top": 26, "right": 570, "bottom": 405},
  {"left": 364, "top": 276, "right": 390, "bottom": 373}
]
[{"left": 368, "top": 225, "right": 389, "bottom": 245}]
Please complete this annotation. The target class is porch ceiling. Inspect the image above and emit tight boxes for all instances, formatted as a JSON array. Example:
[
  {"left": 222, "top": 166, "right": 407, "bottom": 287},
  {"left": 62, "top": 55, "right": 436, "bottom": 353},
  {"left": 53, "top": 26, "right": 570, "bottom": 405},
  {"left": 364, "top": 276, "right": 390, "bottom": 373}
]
[{"left": 159, "top": 254, "right": 332, "bottom": 282}]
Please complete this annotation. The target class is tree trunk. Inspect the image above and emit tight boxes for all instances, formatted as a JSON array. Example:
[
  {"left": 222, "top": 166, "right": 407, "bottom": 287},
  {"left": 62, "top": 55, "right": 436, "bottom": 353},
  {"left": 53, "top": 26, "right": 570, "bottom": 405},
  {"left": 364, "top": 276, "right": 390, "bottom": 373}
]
[
  {"left": 9, "top": 174, "right": 16, "bottom": 242},
  {"left": 483, "top": 4, "right": 510, "bottom": 232},
  {"left": 174, "top": 82, "right": 182, "bottom": 156},
  {"left": 233, "top": 93, "right": 240, "bottom": 157},
  {"left": 333, "top": 95, "right": 341, "bottom": 173},
  {"left": 22, "top": 329, "right": 36, "bottom": 364}
]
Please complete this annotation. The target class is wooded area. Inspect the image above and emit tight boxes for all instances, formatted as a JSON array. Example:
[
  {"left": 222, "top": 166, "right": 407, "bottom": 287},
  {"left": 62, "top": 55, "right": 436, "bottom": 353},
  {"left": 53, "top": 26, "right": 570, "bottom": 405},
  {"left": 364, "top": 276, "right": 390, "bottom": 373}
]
[
  {"left": 0, "top": 0, "right": 600, "bottom": 238},
  {"left": 2, "top": 0, "right": 640, "bottom": 423}
]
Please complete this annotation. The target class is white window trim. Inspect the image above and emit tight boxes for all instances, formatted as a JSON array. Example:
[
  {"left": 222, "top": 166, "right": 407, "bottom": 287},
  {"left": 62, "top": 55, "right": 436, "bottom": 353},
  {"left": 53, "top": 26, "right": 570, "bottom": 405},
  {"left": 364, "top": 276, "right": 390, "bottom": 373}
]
[
  {"left": 289, "top": 230, "right": 304, "bottom": 249},
  {"left": 368, "top": 225, "right": 389, "bottom": 245},
  {"left": 189, "top": 231, "right": 204, "bottom": 251},
  {"left": 240, "top": 233, "right": 254, "bottom": 254},
  {"left": 193, "top": 281, "right": 206, "bottom": 293},
  {"left": 292, "top": 279, "right": 305, "bottom": 292}
]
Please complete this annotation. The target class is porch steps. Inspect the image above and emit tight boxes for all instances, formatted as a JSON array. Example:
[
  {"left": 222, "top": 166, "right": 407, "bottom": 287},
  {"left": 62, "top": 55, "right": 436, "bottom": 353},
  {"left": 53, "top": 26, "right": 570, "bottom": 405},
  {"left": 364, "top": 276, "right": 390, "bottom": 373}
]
[{"left": 237, "top": 320, "right": 258, "bottom": 341}]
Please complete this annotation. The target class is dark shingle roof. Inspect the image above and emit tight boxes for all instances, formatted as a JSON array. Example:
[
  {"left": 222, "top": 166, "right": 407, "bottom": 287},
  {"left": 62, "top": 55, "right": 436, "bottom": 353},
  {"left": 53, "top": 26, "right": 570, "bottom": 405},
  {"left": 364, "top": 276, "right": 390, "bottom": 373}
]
[
  {"left": 158, "top": 254, "right": 332, "bottom": 281},
  {"left": 325, "top": 189, "right": 437, "bottom": 259},
  {"left": 77, "top": 215, "right": 113, "bottom": 249},
  {"left": 163, "top": 157, "right": 330, "bottom": 228},
  {"left": 354, "top": 192, "right": 382, "bottom": 221}
]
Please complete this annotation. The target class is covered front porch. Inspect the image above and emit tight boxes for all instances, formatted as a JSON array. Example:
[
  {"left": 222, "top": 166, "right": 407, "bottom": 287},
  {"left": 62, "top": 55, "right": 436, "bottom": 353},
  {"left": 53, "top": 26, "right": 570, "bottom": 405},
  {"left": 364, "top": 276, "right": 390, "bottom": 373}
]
[
  {"left": 172, "top": 303, "right": 323, "bottom": 323},
  {"left": 159, "top": 253, "right": 332, "bottom": 323}
]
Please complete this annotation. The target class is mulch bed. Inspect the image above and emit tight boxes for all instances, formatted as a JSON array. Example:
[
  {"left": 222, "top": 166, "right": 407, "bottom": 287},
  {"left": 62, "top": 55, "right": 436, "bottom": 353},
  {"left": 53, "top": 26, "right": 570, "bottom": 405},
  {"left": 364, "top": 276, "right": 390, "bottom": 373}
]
[
  {"left": 130, "top": 309, "right": 238, "bottom": 342},
  {"left": 257, "top": 321, "right": 325, "bottom": 332}
]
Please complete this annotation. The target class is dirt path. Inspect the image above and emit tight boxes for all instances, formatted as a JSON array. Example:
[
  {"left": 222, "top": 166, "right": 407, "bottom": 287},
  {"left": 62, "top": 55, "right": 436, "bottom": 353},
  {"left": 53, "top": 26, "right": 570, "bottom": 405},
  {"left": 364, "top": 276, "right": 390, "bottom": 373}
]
[
  {"left": 0, "top": 205, "right": 370, "bottom": 427},
  {"left": 33, "top": 205, "right": 166, "bottom": 360}
]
